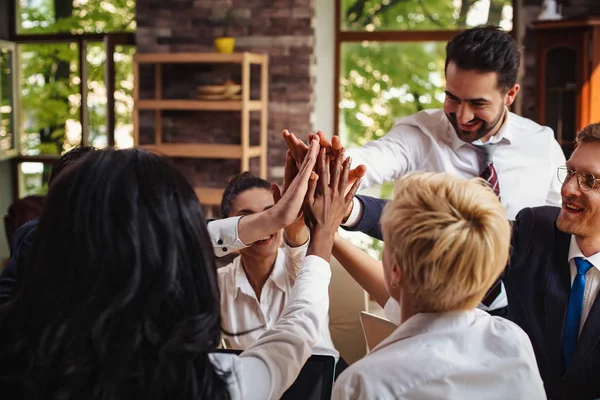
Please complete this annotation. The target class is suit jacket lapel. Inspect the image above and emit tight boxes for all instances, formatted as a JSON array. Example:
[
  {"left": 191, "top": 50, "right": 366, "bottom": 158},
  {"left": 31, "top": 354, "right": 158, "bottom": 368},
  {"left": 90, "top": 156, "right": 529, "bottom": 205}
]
[{"left": 544, "top": 228, "right": 571, "bottom": 374}]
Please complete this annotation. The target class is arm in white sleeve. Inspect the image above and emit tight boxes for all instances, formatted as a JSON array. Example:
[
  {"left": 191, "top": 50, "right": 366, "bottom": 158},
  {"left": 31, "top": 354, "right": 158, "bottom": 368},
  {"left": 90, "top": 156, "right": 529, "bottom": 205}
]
[
  {"left": 212, "top": 255, "right": 331, "bottom": 400},
  {"left": 545, "top": 134, "right": 566, "bottom": 207},
  {"left": 282, "top": 229, "right": 310, "bottom": 285},
  {"left": 345, "top": 126, "right": 419, "bottom": 189},
  {"left": 207, "top": 217, "right": 249, "bottom": 258}
]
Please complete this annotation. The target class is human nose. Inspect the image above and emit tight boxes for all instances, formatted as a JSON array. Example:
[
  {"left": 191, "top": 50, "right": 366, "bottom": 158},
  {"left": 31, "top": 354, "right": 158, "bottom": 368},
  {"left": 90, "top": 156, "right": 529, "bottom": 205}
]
[
  {"left": 456, "top": 103, "right": 474, "bottom": 124},
  {"left": 562, "top": 172, "right": 582, "bottom": 197}
]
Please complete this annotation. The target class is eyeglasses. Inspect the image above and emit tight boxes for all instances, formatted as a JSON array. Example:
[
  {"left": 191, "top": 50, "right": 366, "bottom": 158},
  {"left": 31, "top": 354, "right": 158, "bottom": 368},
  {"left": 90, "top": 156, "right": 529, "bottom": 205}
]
[{"left": 557, "top": 166, "right": 600, "bottom": 192}]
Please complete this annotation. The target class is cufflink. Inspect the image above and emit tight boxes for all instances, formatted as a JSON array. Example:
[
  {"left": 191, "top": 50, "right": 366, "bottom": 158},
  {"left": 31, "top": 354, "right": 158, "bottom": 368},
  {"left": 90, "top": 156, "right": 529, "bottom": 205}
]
[{"left": 217, "top": 239, "right": 223, "bottom": 245}]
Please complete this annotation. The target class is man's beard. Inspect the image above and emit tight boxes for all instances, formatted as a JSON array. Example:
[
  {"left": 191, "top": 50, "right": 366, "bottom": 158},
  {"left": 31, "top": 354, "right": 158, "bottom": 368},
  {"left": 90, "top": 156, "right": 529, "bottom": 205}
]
[{"left": 447, "top": 108, "right": 505, "bottom": 143}]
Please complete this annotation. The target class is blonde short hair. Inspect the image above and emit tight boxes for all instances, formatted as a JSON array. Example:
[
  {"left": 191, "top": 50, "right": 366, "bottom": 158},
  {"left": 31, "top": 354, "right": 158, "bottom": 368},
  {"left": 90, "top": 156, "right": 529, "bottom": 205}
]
[{"left": 381, "top": 172, "right": 511, "bottom": 313}]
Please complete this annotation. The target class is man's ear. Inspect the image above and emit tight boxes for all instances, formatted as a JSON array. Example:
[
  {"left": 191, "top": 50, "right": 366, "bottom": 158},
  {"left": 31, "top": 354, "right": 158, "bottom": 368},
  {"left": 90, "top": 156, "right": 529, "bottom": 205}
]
[{"left": 504, "top": 84, "right": 520, "bottom": 107}]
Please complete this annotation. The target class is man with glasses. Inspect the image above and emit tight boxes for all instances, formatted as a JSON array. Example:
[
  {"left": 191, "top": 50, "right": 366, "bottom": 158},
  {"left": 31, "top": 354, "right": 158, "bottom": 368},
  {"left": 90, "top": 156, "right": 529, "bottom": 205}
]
[{"left": 331, "top": 122, "right": 600, "bottom": 398}]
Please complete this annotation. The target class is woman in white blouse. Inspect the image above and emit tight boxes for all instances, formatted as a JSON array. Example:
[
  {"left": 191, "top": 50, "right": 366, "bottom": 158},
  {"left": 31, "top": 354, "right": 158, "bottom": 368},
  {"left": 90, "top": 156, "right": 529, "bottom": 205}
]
[
  {"left": 0, "top": 143, "right": 360, "bottom": 400},
  {"left": 217, "top": 167, "right": 339, "bottom": 361},
  {"left": 332, "top": 172, "right": 546, "bottom": 399}
]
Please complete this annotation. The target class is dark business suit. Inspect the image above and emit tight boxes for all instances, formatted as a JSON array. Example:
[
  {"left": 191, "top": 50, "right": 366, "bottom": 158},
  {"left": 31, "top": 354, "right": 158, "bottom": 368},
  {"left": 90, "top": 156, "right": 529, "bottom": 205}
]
[
  {"left": 0, "top": 218, "right": 38, "bottom": 304},
  {"left": 347, "top": 195, "right": 600, "bottom": 399}
]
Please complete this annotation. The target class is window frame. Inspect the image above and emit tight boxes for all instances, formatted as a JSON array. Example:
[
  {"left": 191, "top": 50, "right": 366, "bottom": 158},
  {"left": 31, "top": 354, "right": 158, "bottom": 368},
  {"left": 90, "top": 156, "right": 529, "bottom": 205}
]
[
  {"left": 6, "top": 0, "right": 135, "bottom": 201},
  {"left": 0, "top": 39, "right": 19, "bottom": 162},
  {"left": 333, "top": 0, "right": 522, "bottom": 137}
]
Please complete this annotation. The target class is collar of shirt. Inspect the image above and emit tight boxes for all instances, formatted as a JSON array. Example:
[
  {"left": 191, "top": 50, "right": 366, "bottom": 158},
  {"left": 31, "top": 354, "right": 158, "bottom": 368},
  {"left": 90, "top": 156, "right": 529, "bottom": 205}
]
[
  {"left": 448, "top": 107, "right": 513, "bottom": 151},
  {"left": 233, "top": 248, "right": 289, "bottom": 300},
  {"left": 567, "top": 235, "right": 600, "bottom": 272},
  {"left": 372, "top": 309, "right": 479, "bottom": 353}
]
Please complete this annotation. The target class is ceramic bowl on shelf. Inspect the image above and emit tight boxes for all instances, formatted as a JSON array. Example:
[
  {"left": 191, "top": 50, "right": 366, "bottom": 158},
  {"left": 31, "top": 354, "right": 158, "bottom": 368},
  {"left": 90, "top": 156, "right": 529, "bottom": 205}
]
[
  {"left": 223, "top": 84, "right": 241, "bottom": 96},
  {"left": 196, "top": 85, "right": 227, "bottom": 95},
  {"left": 196, "top": 83, "right": 241, "bottom": 100}
]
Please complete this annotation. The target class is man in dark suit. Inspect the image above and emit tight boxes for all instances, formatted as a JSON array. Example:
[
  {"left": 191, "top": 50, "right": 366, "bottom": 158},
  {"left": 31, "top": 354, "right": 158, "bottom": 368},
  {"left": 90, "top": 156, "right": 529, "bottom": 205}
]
[{"left": 339, "top": 122, "right": 600, "bottom": 399}]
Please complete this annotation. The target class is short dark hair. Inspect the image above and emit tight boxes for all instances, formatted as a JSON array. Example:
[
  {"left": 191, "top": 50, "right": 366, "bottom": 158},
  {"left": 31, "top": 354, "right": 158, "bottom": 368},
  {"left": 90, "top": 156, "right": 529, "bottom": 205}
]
[
  {"left": 445, "top": 25, "right": 520, "bottom": 93},
  {"left": 220, "top": 172, "right": 272, "bottom": 218},
  {"left": 48, "top": 146, "right": 97, "bottom": 185},
  {"left": 576, "top": 122, "right": 600, "bottom": 145}
]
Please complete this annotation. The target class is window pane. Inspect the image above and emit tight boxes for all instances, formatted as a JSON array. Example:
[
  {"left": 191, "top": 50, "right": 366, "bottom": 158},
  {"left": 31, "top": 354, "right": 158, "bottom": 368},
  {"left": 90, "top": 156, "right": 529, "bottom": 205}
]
[
  {"left": 339, "top": 41, "right": 446, "bottom": 146},
  {"left": 0, "top": 47, "right": 15, "bottom": 153},
  {"left": 87, "top": 42, "right": 108, "bottom": 148},
  {"left": 340, "top": 0, "right": 513, "bottom": 31},
  {"left": 18, "top": 0, "right": 136, "bottom": 35},
  {"left": 19, "top": 161, "right": 52, "bottom": 196},
  {"left": 114, "top": 44, "right": 135, "bottom": 149},
  {"left": 20, "top": 43, "right": 81, "bottom": 155}
]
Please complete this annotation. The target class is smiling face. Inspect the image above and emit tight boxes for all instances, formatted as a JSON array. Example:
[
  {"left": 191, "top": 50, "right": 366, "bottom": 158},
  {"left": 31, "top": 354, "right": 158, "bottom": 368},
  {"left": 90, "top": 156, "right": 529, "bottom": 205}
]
[
  {"left": 444, "top": 62, "right": 519, "bottom": 143},
  {"left": 557, "top": 141, "right": 600, "bottom": 247},
  {"left": 229, "top": 187, "right": 282, "bottom": 256}
]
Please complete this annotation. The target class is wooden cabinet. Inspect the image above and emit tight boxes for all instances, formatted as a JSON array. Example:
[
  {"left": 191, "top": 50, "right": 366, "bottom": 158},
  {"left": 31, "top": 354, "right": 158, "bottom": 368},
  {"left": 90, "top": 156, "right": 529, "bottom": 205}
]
[
  {"left": 534, "top": 17, "right": 600, "bottom": 157},
  {"left": 133, "top": 52, "right": 269, "bottom": 205}
]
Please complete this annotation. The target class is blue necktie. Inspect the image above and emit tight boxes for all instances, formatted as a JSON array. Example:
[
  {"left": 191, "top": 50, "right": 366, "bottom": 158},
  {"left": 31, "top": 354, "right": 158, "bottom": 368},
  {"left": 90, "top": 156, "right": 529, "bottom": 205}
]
[{"left": 563, "top": 257, "right": 594, "bottom": 367}]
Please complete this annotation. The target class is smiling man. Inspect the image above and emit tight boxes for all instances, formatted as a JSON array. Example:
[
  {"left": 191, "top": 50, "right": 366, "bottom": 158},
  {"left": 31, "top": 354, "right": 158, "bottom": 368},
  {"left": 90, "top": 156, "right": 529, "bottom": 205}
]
[
  {"left": 329, "top": 25, "right": 565, "bottom": 317},
  {"left": 341, "top": 25, "right": 564, "bottom": 221}
]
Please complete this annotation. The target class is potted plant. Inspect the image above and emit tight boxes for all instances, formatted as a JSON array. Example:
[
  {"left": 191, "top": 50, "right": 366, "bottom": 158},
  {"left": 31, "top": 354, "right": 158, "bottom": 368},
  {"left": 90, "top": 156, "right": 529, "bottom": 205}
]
[{"left": 214, "top": 8, "right": 235, "bottom": 53}]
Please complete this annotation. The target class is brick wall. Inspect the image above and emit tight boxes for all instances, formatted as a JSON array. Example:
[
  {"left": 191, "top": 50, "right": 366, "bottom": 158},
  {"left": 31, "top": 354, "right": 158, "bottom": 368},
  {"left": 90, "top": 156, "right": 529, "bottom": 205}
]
[
  {"left": 520, "top": 0, "right": 600, "bottom": 121},
  {"left": 136, "top": 0, "right": 315, "bottom": 217}
]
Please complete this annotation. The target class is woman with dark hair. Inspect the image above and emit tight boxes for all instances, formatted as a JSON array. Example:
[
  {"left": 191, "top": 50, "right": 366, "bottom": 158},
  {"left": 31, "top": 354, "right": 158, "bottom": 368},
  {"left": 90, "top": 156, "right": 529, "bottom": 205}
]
[
  {"left": 0, "top": 143, "right": 359, "bottom": 399},
  {"left": 217, "top": 168, "right": 340, "bottom": 361}
]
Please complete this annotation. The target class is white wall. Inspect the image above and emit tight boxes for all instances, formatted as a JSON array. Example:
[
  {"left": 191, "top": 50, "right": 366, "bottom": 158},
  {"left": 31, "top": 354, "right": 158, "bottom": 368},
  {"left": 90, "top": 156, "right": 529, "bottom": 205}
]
[{"left": 313, "top": 0, "right": 335, "bottom": 138}]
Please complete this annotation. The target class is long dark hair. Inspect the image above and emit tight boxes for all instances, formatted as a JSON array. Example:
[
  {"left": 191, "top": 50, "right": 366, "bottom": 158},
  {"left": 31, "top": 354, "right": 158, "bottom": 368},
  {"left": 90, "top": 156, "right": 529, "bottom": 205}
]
[{"left": 0, "top": 148, "right": 230, "bottom": 399}]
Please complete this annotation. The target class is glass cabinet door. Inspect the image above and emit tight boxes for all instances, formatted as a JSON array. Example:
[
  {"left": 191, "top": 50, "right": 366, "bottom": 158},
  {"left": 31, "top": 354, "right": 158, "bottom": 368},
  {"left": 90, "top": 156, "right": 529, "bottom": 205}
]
[{"left": 0, "top": 41, "right": 17, "bottom": 160}]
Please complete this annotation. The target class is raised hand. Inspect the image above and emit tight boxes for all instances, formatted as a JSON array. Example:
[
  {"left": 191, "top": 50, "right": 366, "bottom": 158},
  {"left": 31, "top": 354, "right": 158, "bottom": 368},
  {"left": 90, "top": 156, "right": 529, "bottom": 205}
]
[
  {"left": 303, "top": 147, "right": 362, "bottom": 261},
  {"left": 273, "top": 150, "right": 309, "bottom": 247},
  {"left": 237, "top": 138, "right": 319, "bottom": 246},
  {"left": 282, "top": 129, "right": 367, "bottom": 185}
]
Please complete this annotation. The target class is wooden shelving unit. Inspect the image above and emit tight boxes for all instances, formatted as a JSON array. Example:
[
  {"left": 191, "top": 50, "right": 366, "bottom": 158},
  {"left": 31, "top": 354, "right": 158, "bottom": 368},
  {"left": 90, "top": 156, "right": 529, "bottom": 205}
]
[{"left": 133, "top": 52, "right": 269, "bottom": 205}]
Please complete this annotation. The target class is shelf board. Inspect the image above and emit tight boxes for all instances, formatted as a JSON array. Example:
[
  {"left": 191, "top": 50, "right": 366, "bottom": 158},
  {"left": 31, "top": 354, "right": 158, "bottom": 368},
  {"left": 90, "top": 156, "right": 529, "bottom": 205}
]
[
  {"left": 141, "top": 143, "right": 263, "bottom": 159},
  {"left": 134, "top": 52, "right": 267, "bottom": 65},
  {"left": 195, "top": 187, "right": 224, "bottom": 206},
  {"left": 136, "top": 99, "right": 263, "bottom": 111}
]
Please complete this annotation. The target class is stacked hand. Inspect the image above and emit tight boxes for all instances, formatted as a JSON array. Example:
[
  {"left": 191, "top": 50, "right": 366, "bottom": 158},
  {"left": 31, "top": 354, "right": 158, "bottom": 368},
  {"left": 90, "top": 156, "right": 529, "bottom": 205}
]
[
  {"left": 282, "top": 129, "right": 367, "bottom": 185},
  {"left": 303, "top": 146, "right": 361, "bottom": 260}
]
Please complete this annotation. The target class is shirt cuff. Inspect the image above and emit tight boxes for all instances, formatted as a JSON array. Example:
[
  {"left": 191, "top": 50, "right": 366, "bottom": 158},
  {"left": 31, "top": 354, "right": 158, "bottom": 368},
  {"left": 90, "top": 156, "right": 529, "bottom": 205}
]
[
  {"left": 207, "top": 216, "right": 250, "bottom": 258},
  {"left": 342, "top": 197, "right": 364, "bottom": 228}
]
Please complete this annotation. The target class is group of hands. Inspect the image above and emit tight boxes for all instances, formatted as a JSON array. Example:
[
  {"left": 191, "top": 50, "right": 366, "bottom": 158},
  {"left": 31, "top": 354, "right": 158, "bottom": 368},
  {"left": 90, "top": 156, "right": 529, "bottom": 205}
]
[{"left": 267, "top": 130, "right": 368, "bottom": 260}]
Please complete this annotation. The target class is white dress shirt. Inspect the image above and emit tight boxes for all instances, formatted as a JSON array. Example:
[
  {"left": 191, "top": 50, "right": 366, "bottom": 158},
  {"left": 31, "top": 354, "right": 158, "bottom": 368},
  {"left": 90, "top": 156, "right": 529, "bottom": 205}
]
[
  {"left": 346, "top": 108, "right": 565, "bottom": 219},
  {"left": 568, "top": 236, "right": 600, "bottom": 335},
  {"left": 211, "top": 254, "right": 332, "bottom": 400},
  {"left": 218, "top": 242, "right": 339, "bottom": 359},
  {"left": 333, "top": 309, "right": 546, "bottom": 400}
]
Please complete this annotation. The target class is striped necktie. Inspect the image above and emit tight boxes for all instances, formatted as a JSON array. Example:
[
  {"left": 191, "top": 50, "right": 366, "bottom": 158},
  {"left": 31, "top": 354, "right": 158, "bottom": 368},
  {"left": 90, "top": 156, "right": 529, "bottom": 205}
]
[
  {"left": 477, "top": 143, "right": 502, "bottom": 309},
  {"left": 476, "top": 144, "right": 500, "bottom": 197}
]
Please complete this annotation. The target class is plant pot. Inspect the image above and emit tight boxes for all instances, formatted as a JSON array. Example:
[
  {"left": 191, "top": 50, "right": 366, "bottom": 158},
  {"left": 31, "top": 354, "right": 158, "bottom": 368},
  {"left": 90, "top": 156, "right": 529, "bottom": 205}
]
[{"left": 214, "top": 37, "right": 235, "bottom": 53}]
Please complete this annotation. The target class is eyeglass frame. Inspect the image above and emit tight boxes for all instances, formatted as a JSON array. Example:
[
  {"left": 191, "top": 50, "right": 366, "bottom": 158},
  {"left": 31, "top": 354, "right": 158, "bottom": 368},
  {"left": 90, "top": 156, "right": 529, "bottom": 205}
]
[{"left": 557, "top": 166, "right": 600, "bottom": 192}]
